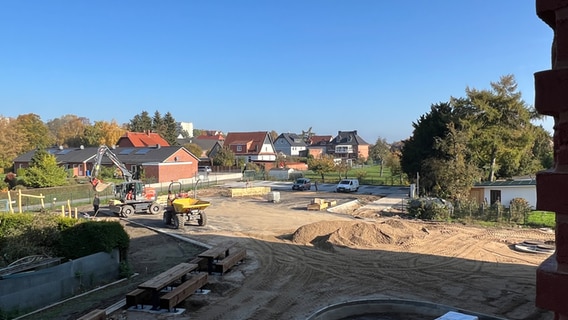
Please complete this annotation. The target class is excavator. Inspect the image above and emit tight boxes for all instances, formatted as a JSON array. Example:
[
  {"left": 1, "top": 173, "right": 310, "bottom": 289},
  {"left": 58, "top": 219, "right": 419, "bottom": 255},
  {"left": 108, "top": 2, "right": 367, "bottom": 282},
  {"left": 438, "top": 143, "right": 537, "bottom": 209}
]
[{"left": 89, "top": 145, "right": 162, "bottom": 217}]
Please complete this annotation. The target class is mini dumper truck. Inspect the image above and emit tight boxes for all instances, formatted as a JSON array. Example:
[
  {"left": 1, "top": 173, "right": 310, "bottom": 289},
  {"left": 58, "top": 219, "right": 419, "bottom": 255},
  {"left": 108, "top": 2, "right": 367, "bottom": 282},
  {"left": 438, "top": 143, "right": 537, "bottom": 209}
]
[{"left": 163, "top": 182, "right": 210, "bottom": 229}]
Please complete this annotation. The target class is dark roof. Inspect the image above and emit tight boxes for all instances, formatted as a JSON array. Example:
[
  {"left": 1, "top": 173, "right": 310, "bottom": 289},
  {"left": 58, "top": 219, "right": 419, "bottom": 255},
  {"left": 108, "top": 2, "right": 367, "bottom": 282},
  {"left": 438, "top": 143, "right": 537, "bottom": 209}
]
[
  {"left": 277, "top": 133, "right": 307, "bottom": 147},
  {"left": 13, "top": 146, "right": 194, "bottom": 165},
  {"left": 474, "top": 179, "right": 536, "bottom": 187},
  {"left": 331, "top": 130, "right": 369, "bottom": 145}
]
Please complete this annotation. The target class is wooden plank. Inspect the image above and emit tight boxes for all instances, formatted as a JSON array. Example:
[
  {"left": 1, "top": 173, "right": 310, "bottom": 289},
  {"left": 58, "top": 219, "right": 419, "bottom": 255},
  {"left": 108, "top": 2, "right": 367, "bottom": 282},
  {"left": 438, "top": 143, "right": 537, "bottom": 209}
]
[
  {"left": 189, "top": 257, "right": 208, "bottom": 272},
  {"left": 77, "top": 309, "right": 106, "bottom": 320},
  {"left": 159, "top": 273, "right": 208, "bottom": 311},
  {"left": 138, "top": 263, "right": 198, "bottom": 291},
  {"left": 198, "top": 241, "right": 236, "bottom": 259},
  {"left": 214, "top": 247, "right": 246, "bottom": 274},
  {"left": 126, "top": 288, "right": 151, "bottom": 308}
]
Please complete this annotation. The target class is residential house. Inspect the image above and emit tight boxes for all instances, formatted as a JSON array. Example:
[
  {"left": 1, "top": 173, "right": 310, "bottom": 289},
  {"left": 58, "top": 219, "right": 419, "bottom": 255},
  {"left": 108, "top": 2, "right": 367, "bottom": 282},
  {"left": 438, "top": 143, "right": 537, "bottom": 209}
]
[
  {"left": 13, "top": 145, "right": 200, "bottom": 184},
  {"left": 116, "top": 131, "right": 170, "bottom": 148},
  {"left": 273, "top": 133, "right": 307, "bottom": 157},
  {"left": 178, "top": 131, "right": 225, "bottom": 165},
  {"left": 469, "top": 179, "right": 537, "bottom": 208},
  {"left": 328, "top": 130, "right": 370, "bottom": 162},
  {"left": 305, "top": 135, "right": 333, "bottom": 158},
  {"left": 223, "top": 131, "right": 277, "bottom": 169}
]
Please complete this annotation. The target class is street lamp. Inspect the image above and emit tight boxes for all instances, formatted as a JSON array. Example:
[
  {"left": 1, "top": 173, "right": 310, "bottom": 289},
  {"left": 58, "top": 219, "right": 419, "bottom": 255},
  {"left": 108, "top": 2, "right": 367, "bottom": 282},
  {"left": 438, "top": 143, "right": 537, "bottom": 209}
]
[{"left": 194, "top": 174, "right": 204, "bottom": 198}]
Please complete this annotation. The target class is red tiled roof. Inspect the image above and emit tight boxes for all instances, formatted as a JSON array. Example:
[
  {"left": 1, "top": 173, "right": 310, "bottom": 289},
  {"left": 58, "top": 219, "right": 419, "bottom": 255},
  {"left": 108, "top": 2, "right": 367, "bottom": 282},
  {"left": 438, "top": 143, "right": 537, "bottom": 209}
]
[{"left": 118, "top": 132, "right": 170, "bottom": 147}]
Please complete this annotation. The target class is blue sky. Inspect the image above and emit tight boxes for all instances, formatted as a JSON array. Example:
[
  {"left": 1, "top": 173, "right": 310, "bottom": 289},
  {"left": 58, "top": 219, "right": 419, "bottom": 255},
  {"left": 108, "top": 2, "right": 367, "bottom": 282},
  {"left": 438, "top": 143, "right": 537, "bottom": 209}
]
[{"left": 0, "top": 1, "right": 554, "bottom": 143}]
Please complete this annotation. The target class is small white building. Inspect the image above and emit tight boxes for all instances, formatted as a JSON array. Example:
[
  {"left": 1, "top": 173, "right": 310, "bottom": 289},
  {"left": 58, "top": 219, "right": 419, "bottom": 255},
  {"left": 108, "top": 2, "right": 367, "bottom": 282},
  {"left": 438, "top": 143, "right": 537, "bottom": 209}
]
[{"left": 470, "top": 179, "right": 536, "bottom": 208}]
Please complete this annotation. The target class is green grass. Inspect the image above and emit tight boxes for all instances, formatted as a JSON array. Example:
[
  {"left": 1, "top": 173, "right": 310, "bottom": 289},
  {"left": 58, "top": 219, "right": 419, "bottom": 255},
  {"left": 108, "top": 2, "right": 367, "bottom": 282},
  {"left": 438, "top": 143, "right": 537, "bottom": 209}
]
[
  {"left": 526, "top": 211, "right": 556, "bottom": 228},
  {"left": 302, "top": 165, "right": 405, "bottom": 186}
]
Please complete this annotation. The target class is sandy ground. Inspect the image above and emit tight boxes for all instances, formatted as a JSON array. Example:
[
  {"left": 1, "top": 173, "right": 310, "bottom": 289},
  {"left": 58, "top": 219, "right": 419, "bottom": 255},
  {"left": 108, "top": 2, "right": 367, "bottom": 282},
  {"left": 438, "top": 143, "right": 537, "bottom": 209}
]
[{"left": 65, "top": 187, "right": 556, "bottom": 320}]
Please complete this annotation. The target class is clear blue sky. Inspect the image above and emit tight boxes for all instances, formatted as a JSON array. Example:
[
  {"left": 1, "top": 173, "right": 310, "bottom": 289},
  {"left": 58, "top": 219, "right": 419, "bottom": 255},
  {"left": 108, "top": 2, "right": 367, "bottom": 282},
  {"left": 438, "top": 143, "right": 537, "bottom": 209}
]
[{"left": 0, "top": 1, "right": 554, "bottom": 143}]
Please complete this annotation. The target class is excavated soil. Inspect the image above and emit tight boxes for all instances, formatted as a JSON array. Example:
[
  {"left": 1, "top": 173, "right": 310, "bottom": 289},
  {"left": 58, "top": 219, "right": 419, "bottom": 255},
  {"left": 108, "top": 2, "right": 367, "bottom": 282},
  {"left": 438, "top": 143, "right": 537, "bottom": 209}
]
[{"left": 25, "top": 187, "right": 556, "bottom": 320}]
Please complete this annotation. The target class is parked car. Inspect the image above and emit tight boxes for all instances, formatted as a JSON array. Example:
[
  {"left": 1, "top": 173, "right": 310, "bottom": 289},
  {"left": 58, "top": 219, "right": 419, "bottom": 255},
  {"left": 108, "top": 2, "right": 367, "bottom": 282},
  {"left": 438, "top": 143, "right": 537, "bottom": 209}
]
[
  {"left": 198, "top": 166, "right": 212, "bottom": 173},
  {"left": 336, "top": 179, "right": 359, "bottom": 192},
  {"left": 292, "top": 178, "right": 312, "bottom": 191}
]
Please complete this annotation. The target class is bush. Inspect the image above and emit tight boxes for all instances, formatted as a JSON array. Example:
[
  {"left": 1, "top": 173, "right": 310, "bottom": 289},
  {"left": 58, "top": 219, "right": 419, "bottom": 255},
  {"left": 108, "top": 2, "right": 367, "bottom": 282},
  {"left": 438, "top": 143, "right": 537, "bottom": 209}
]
[{"left": 407, "top": 197, "right": 453, "bottom": 220}]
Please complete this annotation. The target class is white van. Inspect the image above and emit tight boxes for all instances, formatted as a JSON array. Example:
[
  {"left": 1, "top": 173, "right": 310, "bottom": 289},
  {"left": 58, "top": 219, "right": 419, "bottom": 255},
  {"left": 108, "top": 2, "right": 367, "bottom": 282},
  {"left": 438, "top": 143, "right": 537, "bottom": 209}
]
[{"left": 336, "top": 179, "right": 359, "bottom": 192}]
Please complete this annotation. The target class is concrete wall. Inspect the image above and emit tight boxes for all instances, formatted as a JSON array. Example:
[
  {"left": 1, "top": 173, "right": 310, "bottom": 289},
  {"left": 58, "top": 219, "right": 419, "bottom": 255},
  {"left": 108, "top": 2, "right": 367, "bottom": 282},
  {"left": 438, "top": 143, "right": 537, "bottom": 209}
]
[
  {"left": 482, "top": 186, "right": 536, "bottom": 208},
  {"left": 0, "top": 249, "right": 120, "bottom": 313}
]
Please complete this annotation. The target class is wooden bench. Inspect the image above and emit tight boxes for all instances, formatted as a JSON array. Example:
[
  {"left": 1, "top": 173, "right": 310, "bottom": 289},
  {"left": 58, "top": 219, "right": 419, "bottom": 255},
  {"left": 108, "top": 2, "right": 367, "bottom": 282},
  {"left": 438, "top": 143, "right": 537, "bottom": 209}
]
[
  {"left": 198, "top": 241, "right": 236, "bottom": 274},
  {"left": 214, "top": 247, "right": 246, "bottom": 274},
  {"left": 126, "top": 288, "right": 152, "bottom": 309},
  {"left": 77, "top": 309, "right": 106, "bottom": 320},
  {"left": 159, "top": 272, "right": 208, "bottom": 312},
  {"left": 137, "top": 262, "right": 198, "bottom": 310},
  {"left": 189, "top": 256, "right": 208, "bottom": 272}
]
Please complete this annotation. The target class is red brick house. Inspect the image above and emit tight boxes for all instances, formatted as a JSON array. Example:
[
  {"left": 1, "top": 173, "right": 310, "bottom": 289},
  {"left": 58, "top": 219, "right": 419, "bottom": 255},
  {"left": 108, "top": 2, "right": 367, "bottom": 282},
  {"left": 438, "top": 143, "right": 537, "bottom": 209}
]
[{"left": 12, "top": 145, "right": 199, "bottom": 183}]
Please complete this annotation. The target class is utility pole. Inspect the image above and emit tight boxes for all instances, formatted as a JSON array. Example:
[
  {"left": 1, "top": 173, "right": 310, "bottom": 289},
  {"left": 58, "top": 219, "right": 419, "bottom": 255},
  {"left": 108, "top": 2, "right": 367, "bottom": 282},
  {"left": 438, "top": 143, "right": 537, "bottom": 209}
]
[{"left": 416, "top": 172, "right": 420, "bottom": 198}]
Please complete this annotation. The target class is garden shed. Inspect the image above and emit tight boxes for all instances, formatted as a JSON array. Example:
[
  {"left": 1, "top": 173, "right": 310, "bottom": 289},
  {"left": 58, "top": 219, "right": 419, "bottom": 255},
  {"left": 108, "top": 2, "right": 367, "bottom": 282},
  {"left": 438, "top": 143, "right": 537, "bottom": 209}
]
[{"left": 469, "top": 179, "right": 536, "bottom": 208}]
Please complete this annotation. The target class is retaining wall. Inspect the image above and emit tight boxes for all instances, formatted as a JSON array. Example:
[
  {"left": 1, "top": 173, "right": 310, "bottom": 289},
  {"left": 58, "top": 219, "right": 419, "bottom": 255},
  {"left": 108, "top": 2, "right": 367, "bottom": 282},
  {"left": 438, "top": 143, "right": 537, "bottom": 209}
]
[{"left": 0, "top": 249, "right": 120, "bottom": 313}]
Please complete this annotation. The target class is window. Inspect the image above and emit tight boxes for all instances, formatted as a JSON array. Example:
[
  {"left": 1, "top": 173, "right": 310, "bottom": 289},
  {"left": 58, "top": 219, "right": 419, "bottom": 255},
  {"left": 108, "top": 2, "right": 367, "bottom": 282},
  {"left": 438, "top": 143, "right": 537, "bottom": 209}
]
[{"left": 237, "top": 145, "right": 242, "bottom": 152}]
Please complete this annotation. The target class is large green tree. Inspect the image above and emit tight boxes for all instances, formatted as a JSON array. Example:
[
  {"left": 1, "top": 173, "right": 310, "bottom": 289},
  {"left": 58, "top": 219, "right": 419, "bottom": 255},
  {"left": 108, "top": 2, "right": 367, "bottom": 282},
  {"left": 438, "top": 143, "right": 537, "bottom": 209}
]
[
  {"left": 212, "top": 147, "right": 236, "bottom": 166},
  {"left": 14, "top": 113, "right": 55, "bottom": 150},
  {"left": 128, "top": 111, "right": 153, "bottom": 132},
  {"left": 20, "top": 149, "right": 68, "bottom": 187},
  {"left": 458, "top": 75, "right": 538, "bottom": 181},
  {"left": 400, "top": 102, "right": 454, "bottom": 181},
  {"left": 161, "top": 112, "right": 179, "bottom": 145}
]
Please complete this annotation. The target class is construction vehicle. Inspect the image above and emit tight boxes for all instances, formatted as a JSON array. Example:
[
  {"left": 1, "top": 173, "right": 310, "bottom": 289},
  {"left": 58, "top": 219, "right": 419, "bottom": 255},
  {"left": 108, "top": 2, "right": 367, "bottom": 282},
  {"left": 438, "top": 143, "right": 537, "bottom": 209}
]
[
  {"left": 89, "top": 145, "right": 162, "bottom": 217},
  {"left": 163, "top": 181, "right": 209, "bottom": 229}
]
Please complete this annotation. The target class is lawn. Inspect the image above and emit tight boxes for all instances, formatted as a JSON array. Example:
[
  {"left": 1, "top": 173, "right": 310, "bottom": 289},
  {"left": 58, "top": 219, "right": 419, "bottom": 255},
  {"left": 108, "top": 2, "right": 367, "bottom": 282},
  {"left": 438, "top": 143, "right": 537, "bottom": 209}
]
[{"left": 302, "top": 164, "right": 406, "bottom": 186}]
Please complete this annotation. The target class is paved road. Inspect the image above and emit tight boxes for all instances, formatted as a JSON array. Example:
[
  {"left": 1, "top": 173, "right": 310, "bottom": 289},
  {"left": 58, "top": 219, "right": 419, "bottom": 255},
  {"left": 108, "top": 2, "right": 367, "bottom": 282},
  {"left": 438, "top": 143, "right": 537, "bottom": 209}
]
[
  {"left": 223, "top": 180, "right": 411, "bottom": 212},
  {"left": 224, "top": 180, "right": 409, "bottom": 196}
]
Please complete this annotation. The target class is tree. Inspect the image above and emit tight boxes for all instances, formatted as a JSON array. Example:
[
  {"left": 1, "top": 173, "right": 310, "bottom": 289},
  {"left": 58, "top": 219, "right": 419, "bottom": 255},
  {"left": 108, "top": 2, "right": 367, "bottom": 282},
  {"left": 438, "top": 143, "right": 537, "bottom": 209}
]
[
  {"left": 89, "top": 120, "right": 126, "bottom": 146},
  {"left": 212, "top": 147, "right": 236, "bottom": 166},
  {"left": 14, "top": 113, "right": 55, "bottom": 150},
  {"left": 400, "top": 102, "right": 454, "bottom": 181},
  {"left": 161, "top": 112, "right": 178, "bottom": 145},
  {"left": 128, "top": 111, "right": 153, "bottom": 132},
  {"left": 419, "top": 124, "right": 481, "bottom": 199},
  {"left": 307, "top": 156, "right": 335, "bottom": 182},
  {"left": 20, "top": 149, "right": 68, "bottom": 187},
  {"left": 369, "top": 137, "right": 390, "bottom": 176},
  {"left": 269, "top": 130, "right": 278, "bottom": 142},
  {"left": 152, "top": 111, "right": 164, "bottom": 134},
  {"left": 47, "top": 115, "right": 90, "bottom": 147},
  {"left": 459, "top": 75, "right": 536, "bottom": 181},
  {"left": 184, "top": 143, "right": 203, "bottom": 158},
  {"left": 0, "top": 117, "right": 26, "bottom": 171}
]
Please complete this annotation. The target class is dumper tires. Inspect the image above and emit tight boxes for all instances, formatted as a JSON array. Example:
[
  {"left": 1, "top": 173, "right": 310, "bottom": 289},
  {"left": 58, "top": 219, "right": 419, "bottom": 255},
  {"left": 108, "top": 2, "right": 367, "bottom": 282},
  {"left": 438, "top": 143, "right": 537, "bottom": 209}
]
[
  {"left": 198, "top": 211, "right": 207, "bottom": 226},
  {"left": 172, "top": 214, "right": 185, "bottom": 230}
]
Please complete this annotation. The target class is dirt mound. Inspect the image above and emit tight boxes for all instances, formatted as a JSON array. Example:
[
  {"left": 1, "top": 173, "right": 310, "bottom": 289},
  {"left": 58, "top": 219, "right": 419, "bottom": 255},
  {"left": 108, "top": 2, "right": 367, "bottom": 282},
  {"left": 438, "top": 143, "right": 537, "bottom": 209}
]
[{"left": 291, "top": 218, "right": 426, "bottom": 249}]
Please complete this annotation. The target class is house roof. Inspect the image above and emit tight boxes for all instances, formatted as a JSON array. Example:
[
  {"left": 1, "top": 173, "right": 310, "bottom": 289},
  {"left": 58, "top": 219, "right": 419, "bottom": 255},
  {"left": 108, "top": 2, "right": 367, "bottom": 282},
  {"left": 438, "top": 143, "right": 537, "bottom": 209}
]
[
  {"left": 474, "top": 179, "right": 536, "bottom": 187},
  {"left": 277, "top": 133, "right": 307, "bottom": 147},
  {"left": 308, "top": 135, "right": 333, "bottom": 146},
  {"left": 117, "top": 131, "right": 170, "bottom": 147},
  {"left": 224, "top": 131, "right": 273, "bottom": 154},
  {"left": 331, "top": 130, "right": 369, "bottom": 145},
  {"left": 13, "top": 146, "right": 197, "bottom": 165},
  {"left": 195, "top": 133, "right": 225, "bottom": 140}
]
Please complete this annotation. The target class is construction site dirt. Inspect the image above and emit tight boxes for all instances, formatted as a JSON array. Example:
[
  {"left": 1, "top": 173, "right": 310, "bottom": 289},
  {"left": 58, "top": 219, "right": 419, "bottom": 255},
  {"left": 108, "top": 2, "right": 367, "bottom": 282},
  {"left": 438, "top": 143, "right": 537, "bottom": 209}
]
[{"left": 22, "top": 187, "right": 556, "bottom": 320}]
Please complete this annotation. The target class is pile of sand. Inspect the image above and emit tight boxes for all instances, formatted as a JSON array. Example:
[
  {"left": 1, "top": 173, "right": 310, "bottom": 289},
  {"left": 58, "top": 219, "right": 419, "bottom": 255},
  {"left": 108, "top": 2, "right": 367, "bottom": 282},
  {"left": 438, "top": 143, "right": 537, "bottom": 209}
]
[{"left": 291, "top": 218, "right": 427, "bottom": 250}]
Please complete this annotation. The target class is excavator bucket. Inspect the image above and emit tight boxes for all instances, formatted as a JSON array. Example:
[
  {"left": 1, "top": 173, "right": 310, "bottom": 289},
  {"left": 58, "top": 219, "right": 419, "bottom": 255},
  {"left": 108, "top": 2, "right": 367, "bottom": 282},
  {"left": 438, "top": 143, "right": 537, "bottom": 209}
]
[
  {"left": 94, "top": 182, "right": 111, "bottom": 192},
  {"left": 91, "top": 178, "right": 111, "bottom": 192}
]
